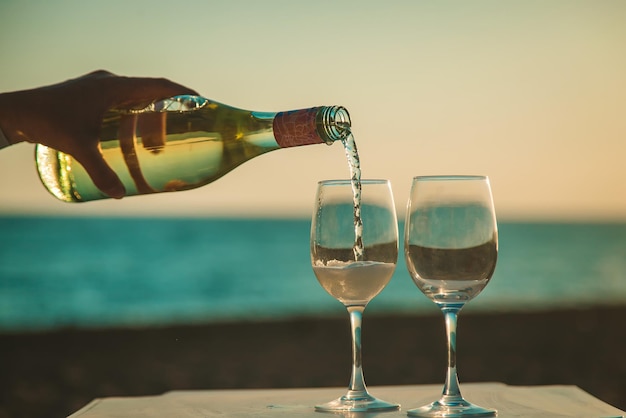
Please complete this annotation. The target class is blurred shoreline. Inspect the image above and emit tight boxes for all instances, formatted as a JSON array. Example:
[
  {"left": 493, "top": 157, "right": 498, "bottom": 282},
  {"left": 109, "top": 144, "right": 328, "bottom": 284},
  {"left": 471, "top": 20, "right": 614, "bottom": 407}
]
[
  {"left": 1, "top": 306, "right": 624, "bottom": 417},
  {"left": 2, "top": 217, "right": 626, "bottom": 333}
]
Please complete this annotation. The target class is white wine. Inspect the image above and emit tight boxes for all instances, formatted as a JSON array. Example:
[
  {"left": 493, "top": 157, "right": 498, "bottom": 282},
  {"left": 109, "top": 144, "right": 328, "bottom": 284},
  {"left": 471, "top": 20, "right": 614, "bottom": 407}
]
[
  {"left": 35, "top": 96, "right": 350, "bottom": 202},
  {"left": 405, "top": 240, "right": 497, "bottom": 303},
  {"left": 340, "top": 131, "right": 363, "bottom": 261},
  {"left": 313, "top": 260, "right": 395, "bottom": 306}
]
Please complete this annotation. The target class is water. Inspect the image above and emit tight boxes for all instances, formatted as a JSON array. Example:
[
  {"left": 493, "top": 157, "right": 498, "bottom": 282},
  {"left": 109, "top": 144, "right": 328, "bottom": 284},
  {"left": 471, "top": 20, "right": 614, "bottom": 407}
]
[{"left": 1, "top": 216, "right": 625, "bottom": 332}]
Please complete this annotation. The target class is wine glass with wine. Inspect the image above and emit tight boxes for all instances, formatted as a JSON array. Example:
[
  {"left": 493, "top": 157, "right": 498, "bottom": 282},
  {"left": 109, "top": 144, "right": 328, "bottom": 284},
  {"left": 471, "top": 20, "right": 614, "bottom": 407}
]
[
  {"left": 311, "top": 179, "right": 400, "bottom": 412},
  {"left": 404, "top": 175, "right": 498, "bottom": 417}
]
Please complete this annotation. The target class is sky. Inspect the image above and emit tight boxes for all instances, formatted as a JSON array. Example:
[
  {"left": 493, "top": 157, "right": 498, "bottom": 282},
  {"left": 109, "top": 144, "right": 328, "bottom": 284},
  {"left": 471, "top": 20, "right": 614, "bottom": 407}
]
[{"left": 0, "top": 0, "right": 625, "bottom": 221}]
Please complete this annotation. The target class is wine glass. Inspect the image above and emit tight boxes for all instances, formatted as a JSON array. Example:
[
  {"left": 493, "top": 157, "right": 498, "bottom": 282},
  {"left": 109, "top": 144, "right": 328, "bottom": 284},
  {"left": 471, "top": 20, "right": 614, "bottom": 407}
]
[
  {"left": 311, "top": 179, "right": 400, "bottom": 412},
  {"left": 404, "top": 175, "right": 498, "bottom": 417}
]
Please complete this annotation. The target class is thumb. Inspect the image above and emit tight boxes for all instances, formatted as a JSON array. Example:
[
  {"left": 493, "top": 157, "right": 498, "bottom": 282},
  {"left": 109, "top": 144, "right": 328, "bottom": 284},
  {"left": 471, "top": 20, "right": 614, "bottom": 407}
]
[{"left": 74, "top": 147, "right": 126, "bottom": 199}]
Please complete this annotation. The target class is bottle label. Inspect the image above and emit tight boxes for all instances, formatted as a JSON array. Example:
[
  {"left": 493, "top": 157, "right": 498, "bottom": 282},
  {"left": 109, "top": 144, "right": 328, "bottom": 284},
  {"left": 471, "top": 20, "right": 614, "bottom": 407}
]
[{"left": 273, "top": 108, "right": 323, "bottom": 148}]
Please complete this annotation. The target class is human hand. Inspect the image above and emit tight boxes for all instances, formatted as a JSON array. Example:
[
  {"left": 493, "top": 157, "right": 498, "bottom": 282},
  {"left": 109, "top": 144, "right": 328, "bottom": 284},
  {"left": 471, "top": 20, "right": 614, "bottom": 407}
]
[{"left": 0, "top": 70, "right": 198, "bottom": 198}]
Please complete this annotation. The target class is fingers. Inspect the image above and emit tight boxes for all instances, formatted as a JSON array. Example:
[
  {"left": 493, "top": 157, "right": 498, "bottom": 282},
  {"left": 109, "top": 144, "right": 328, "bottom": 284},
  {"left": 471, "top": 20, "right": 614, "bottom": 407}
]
[
  {"left": 74, "top": 145, "right": 126, "bottom": 199},
  {"left": 49, "top": 72, "right": 198, "bottom": 200},
  {"left": 109, "top": 76, "right": 199, "bottom": 110},
  {"left": 137, "top": 112, "right": 166, "bottom": 153},
  {"left": 119, "top": 115, "right": 155, "bottom": 195},
  {"left": 148, "top": 76, "right": 198, "bottom": 98},
  {"left": 77, "top": 74, "right": 196, "bottom": 199}
]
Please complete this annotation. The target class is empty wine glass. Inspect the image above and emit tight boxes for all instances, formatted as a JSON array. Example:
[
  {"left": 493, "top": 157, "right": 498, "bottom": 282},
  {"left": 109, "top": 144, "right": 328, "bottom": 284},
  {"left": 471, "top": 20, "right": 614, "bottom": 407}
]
[
  {"left": 404, "top": 175, "right": 498, "bottom": 417},
  {"left": 311, "top": 179, "right": 400, "bottom": 412}
]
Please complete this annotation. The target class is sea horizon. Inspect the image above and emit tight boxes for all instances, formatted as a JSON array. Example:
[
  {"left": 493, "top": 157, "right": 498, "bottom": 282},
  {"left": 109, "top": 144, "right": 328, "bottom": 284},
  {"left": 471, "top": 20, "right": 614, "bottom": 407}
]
[{"left": 1, "top": 215, "right": 625, "bottom": 332}]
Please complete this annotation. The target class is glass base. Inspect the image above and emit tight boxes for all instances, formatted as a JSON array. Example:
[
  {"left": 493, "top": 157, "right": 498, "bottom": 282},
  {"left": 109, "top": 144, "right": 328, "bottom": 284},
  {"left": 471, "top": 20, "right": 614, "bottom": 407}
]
[
  {"left": 407, "top": 399, "right": 496, "bottom": 417},
  {"left": 315, "top": 392, "right": 400, "bottom": 413}
]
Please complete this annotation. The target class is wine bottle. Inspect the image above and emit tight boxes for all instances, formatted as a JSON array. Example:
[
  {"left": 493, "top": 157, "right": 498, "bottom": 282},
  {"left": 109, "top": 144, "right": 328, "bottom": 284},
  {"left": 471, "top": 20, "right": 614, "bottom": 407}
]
[{"left": 35, "top": 95, "right": 351, "bottom": 202}]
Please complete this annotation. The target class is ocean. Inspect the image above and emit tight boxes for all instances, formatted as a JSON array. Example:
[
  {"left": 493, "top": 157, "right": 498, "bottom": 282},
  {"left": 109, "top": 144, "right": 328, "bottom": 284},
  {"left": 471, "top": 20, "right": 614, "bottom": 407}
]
[{"left": 1, "top": 216, "right": 625, "bottom": 332}]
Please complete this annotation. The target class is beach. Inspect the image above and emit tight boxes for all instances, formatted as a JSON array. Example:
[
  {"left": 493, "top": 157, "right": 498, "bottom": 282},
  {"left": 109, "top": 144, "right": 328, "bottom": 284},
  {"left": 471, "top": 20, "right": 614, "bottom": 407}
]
[{"left": 0, "top": 306, "right": 624, "bottom": 417}]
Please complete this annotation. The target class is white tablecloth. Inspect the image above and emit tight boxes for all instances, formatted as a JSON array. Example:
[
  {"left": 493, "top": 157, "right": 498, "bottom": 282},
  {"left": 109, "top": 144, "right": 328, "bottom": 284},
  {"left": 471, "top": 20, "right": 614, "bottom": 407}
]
[{"left": 69, "top": 382, "right": 625, "bottom": 418}]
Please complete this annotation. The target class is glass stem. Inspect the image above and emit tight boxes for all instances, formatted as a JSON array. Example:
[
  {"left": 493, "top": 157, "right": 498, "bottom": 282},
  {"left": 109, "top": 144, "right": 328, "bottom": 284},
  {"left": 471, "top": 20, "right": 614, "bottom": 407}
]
[
  {"left": 346, "top": 305, "right": 368, "bottom": 398},
  {"left": 441, "top": 305, "right": 463, "bottom": 404}
]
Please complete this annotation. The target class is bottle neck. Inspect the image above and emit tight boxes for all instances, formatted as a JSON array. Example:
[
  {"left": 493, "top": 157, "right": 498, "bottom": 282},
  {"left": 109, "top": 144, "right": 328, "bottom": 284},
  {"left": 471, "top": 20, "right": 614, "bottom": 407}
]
[
  {"left": 273, "top": 105, "right": 351, "bottom": 148},
  {"left": 135, "top": 96, "right": 352, "bottom": 148},
  {"left": 316, "top": 105, "right": 351, "bottom": 144}
]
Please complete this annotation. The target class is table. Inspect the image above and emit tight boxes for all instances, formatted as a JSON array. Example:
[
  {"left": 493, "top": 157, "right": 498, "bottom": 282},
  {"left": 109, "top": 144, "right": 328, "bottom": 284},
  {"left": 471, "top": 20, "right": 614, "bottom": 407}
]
[{"left": 69, "top": 382, "right": 624, "bottom": 417}]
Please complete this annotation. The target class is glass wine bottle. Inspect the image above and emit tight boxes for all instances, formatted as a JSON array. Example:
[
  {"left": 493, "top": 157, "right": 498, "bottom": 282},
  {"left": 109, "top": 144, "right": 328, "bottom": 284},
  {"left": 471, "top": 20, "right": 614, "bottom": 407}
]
[{"left": 35, "top": 95, "right": 351, "bottom": 202}]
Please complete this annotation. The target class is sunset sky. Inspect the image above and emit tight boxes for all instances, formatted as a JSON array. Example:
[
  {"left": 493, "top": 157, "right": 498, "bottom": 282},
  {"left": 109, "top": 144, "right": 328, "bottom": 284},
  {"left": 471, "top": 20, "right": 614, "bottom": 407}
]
[{"left": 1, "top": 0, "right": 625, "bottom": 221}]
